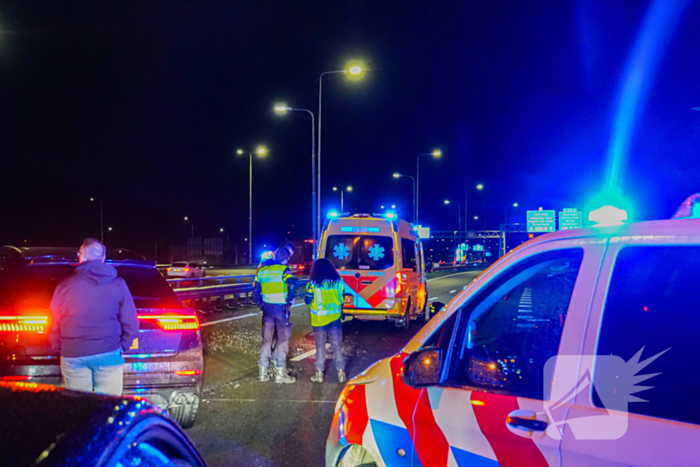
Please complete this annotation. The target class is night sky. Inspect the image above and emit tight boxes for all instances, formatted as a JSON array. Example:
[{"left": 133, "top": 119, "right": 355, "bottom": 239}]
[{"left": 1, "top": 1, "right": 698, "bottom": 258}]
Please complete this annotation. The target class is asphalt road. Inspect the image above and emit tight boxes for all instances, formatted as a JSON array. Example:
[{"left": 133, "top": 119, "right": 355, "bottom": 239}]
[{"left": 187, "top": 269, "right": 483, "bottom": 467}]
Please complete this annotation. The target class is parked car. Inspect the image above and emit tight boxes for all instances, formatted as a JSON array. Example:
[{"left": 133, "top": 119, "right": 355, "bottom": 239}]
[
  {"left": 0, "top": 247, "right": 203, "bottom": 428},
  {"left": 0, "top": 381, "right": 206, "bottom": 467},
  {"left": 167, "top": 262, "right": 206, "bottom": 278},
  {"left": 327, "top": 195, "right": 700, "bottom": 467}
]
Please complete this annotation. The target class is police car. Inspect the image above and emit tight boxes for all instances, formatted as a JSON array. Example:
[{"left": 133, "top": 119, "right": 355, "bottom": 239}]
[{"left": 327, "top": 195, "right": 700, "bottom": 467}]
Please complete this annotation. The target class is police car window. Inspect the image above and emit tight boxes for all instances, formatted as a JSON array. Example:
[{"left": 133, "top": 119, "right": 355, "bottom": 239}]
[
  {"left": 594, "top": 246, "right": 700, "bottom": 426},
  {"left": 450, "top": 249, "right": 583, "bottom": 400},
  {"left": 401, "top": 238, "right": 417, "bottom": 271}
]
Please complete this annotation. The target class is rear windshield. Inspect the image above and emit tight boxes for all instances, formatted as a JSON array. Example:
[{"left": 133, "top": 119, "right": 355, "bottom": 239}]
[
  {"left": 0, "top": 264, "right": 178, "bottom": 309},
  {"left": 325, "top": 235, "right": 394, "bottom": 270},
  {"left": 172, "top": 262, "right": 187, "bottom": 267}
]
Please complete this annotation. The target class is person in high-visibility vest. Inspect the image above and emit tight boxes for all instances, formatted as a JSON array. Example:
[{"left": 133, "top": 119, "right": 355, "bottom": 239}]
[
  {"left": 253, "top": 247, "right": 297, "bottom": 383},
  {"left": 304, "top": 258, "right": 346, "bottom": 383}
]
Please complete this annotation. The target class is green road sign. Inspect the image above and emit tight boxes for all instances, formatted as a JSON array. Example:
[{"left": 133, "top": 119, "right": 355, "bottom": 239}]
[
  {"left": 527, "top": 210, "right": 556, "bottom": 232},
  {"left": 558, "top": 208, "right": 583, "bottom": 230}
]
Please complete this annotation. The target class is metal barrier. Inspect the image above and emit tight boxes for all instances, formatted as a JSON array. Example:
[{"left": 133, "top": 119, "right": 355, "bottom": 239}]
[{"left": 168, "top": 274, "right": 308, "bottom": 311}]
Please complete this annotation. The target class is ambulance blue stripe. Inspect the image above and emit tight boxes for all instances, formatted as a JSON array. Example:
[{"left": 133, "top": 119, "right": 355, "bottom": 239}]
[
  {"left": 369, "top": 419, "right": 420, "bottom": 467},
  {"left": 451, "top": 446, "right": 500, "bottom": 467},
  {"left": 344, "top": 284, "right": 372, "bottom": 308}
]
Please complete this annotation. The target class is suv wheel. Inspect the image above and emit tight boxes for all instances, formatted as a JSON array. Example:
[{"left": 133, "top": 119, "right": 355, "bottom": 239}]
[
  {"left": 168, "top": 393, "right": 200, "bottom": 429},
  {"left": 337, "top": 444, "right": 378, "bottom": 467}
]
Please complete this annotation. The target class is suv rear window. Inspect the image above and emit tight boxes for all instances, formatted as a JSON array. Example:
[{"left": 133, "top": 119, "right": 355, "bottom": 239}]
[
  {"left": 595, "top": 246, "right": 700, "bottom": 425},
  {"left": 0, "top": 264, "right": 178, "bottom": 309},
  {"left": 325, "top": 235, "right": 394, "bottom": 270}
]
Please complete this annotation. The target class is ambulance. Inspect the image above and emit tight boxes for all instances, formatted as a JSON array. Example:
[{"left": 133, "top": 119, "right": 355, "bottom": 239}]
[
  {"left": 318, "top": 212, "right": 428, "bottom": 329},
  {"left": 327, "top": 195, "right": 700, "bottom": 467}
]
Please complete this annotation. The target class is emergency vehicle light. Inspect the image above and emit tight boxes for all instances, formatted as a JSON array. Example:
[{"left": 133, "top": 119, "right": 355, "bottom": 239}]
[
  {"left": 384, "top": 211, "right": 397, "bottom": 220},
  {"left": 328, "top": 210, "right": 339, "bottom": 218},
  {"left": 588, "top": 205, "right": 628, "bottom": 226},
  {"left": 0, "top": 315, "right": 49, "bottom": 333},
  {"left": 672, "top": 194, "right": 700, "bottom": 219},
  {"left": 138, "top": 315, "right": 199, "bottom": 331}
]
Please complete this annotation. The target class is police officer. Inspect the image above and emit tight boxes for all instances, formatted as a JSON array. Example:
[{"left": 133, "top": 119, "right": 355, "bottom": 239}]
[{"left": 253, "top": 247, "right": 297, "bottom": 383}]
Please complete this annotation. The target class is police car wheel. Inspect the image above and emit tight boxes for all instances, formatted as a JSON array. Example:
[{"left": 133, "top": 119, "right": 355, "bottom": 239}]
[{"left": 337, "top": 444, "right": 378, "bottom": 467}]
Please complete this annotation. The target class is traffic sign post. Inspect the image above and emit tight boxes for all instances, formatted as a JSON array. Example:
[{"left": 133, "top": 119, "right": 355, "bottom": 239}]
[
  {"left": 558, "top": 208, "right": 582, "bottom": 230},
  {"left": 527, "top": 210, "right": 556, "bottom": 232}
]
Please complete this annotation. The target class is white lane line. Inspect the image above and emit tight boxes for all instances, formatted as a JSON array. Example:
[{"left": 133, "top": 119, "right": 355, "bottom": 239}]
[
  {"left": 449, "top": 290, "right": 458, "bottom": 294},
  {"left": 290, "top": 343, "right": 330, "bottom": 361},
  {"left": 291, "top": 302, "right": 306, "bottom": 308},
  {"left": 428, "top": 270, "right": 481, "bottom": 282},
  {"left": 208, "top": 399, "right": 335, "bottom": 403},
  {"left": 200, "top": 312, "right": 260, "bottom": 327},
  {"left": 428, "top": 297, "right": 439, "bottom": 301}
]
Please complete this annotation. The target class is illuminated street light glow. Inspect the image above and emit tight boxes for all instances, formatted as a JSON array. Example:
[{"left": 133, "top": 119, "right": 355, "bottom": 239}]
[
  {"left": 344, "top": 60, "right": 367, "bottom": 81},
  {"left": 392, "top": 173, "right": 400, "bottom": 179},
  {"left": 513, "top": 202, "right": 519, "bottom": 207},
  {"left": 236, "top": 149, "right": 244, "bottom": 155},
  {"left": 273, "top": 104, "right": 291, "bottom": 114},
  {"left": 256, "top": 146, "right": 268, "bottom": 156},
  {"left": 444, "top": 199, "right": 450, "bottom": 205},
  {"left": 184, "top": 216, "right": 189, "bottom": 221},
  {"left": 346, "top": 185, "right": 353, "bottom": 192},
  {"left": 476, "top": 184, "right": 484, "bottom": 190},
  {"left": 333, "top": 186, "right": 338, "bottom": 191},
  {"left": 432, "top": 149, "right": 442, "bottom": 158}
]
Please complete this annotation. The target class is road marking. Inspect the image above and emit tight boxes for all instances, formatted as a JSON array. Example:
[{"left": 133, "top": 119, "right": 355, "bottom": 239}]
[
  {"left": 290, "top": 343, "right": 330, "bottom": 361},
  {"left": 428, "top": 297, "right": 439, "bottom": 301},
  {"left": 291, "top": 301, "right": 306, "bottom": 308},
  {"left": 449, "top": 290, "right": 457, "bottom": 294},
  {"left": 427, "top": 270, "right": 480, "bottom": 282},
  {"left": 200, "top": 312, "right": 260, "bottom": 327},
  {"left": 207, "top": 399, "right": 335, "bottom": 404}
]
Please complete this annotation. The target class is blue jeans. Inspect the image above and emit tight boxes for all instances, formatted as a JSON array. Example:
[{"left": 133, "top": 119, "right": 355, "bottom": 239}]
[
  {"left": 313, "top": 320, "right": 344, "bottom": 371},
  {"left": 259, "top": 303, "right": 293, "bottom": 368},
  {"left": 60, "top": 349, "right": 125, "bottom": 396}
]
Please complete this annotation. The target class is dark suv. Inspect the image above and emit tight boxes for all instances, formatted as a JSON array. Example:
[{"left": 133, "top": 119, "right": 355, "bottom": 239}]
[{"left": 0, "top": 247, "right": 203, "bottom": 428}]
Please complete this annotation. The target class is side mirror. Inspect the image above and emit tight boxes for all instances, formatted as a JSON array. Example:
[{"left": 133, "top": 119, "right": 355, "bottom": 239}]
[
  {"left": 429, "top": 301, "right": 445, "bottom": 317},
  {"left": 402, "top": 347, "right": 443, "bottom": 388}
]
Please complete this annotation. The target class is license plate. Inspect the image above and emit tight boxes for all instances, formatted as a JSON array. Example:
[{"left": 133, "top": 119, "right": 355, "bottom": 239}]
[{"left": 129, "top": 338, "right": 139, "bottom": 350}]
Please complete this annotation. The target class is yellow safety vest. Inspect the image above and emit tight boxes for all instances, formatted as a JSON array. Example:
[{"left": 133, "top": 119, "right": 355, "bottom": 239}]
[
  {"left": 306, "top": 281, "right": 344, "bottom": 327},
  {"left": 255, "top": 264, "right": 292, "bottom": 304}
]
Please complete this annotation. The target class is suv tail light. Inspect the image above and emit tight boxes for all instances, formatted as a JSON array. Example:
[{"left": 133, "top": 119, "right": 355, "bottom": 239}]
[
  {"left": 175, "top": 370, "right": 203, "bottom": 376},
  {"left": 0, "top": 315, "right": 50, "bottom": 333},
  {"left": 138, "top": 314, "right": 199, "bottom": 331}
]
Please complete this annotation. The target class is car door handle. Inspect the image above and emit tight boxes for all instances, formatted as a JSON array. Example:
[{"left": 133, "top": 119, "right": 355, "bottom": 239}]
[{"left": 506, "top": 411, "right": 548, "bottom": 432}]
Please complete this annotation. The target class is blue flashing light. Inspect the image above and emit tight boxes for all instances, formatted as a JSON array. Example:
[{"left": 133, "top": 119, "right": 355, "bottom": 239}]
[
  {"left": 672, "top": 194, "right": 700, "bottom": 219},
  {"left": 328, "top": 210, "right": 339, "bottom": 218},
  {"left": 385, "top": 211, "right": 397, "bottom": 220},
  {"left": 589, "top": 206, "right": 628, "bottom": 226}
]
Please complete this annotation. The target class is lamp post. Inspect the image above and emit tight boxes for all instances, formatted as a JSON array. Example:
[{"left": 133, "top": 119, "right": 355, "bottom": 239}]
[
  {"left": 464, "top": 183, "right": 484, "bottom": 240},
  {"left": 183, "top": 216, "right": 194, "bottom": 236},
  {"left": 332, "top": 185, "right": 353, "bottom": 212},
  {"left": 237, "top": 146, "right": 268, "bottom": 264},
  {"left": 318, "top": 60, "right": 366, "bottom": 242},
  {"left": 274, "top": 104, "right": 316, "bottom": 249},
  {"left": 89, "top": 198, "right": 104, "bottom": 243},
  {"left": 416, "top": 149, "right": 442, "bottom": 225},
  {"left": 443, "top": 199, "right": 462, "bottom": 233},
  {"left": 504, "top": 202, "right": 519, "bottom": 224},
  {"left": 393, "top": 173, "right": 416, "bottom": 223}
]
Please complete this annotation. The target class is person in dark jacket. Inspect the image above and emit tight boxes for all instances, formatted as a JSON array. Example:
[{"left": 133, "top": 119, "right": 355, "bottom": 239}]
[{"left": 49, "top": 238, "right": 139, "bottom": 395}]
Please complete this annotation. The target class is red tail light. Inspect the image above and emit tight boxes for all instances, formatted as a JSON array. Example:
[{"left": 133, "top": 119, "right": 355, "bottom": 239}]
[
  {"left": 2, "top": 376, "right": 32, "bottom": 381},
  {"left": 0, "top": 315, "right": 50, "bottom": 333},
  {"left": 138, "top": 314, "right": 199, "bottom": 331},
  {"left": 299, "top": 264, "right": 305, "bottom": 270},
  {"left": 175, "top": 370, "right": 203, "bottom": 376},
  {"left": 395, "top": 273, "right": 403, "bottom": 297}
]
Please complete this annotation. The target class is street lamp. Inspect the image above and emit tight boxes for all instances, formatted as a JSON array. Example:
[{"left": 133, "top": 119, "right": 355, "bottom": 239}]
[
  {"left": 183, "top": 216, "right": 194, "bottom": 236},
  {"left": 274, "top": 103, "right": 316, "bottom": 248},
  {"left": 332, "top": 185, "right": 353, "bottom": 212},
  {"left": 416, "top": 149, "right": 442, "bottom": 225},
  {"left": 318, "top": 59, "right": 367, "bottom": 243},
  {"left": 237, "top": 145, "right": 269, "bottom": 264},
  {"left": 443, "top": 199, "right": 462, "bottom": 233},
  {"left": 505, "top": 202, "right": 519, "bottom": 224},
  {"left": 89, "top": 198, "right": 104, "bottom": 243},
  {"left": 393, "top": 172, "right": 416, "bottom": 223},
  {"left": 464, "top": 183, "right": 484, "bottom": 239}
]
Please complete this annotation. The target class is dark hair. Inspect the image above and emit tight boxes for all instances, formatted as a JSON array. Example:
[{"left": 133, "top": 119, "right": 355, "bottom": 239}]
[
  {"left": 310, "top": 258, "right": 341, "bottom": 286},
  {"left": 274, "top": 247, "right": 290, "bottom": 263}
]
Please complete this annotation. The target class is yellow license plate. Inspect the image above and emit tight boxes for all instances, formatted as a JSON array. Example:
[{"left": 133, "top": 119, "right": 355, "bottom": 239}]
[{"left": 129, "top": 338, "right": 139, "bottom": 350}]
